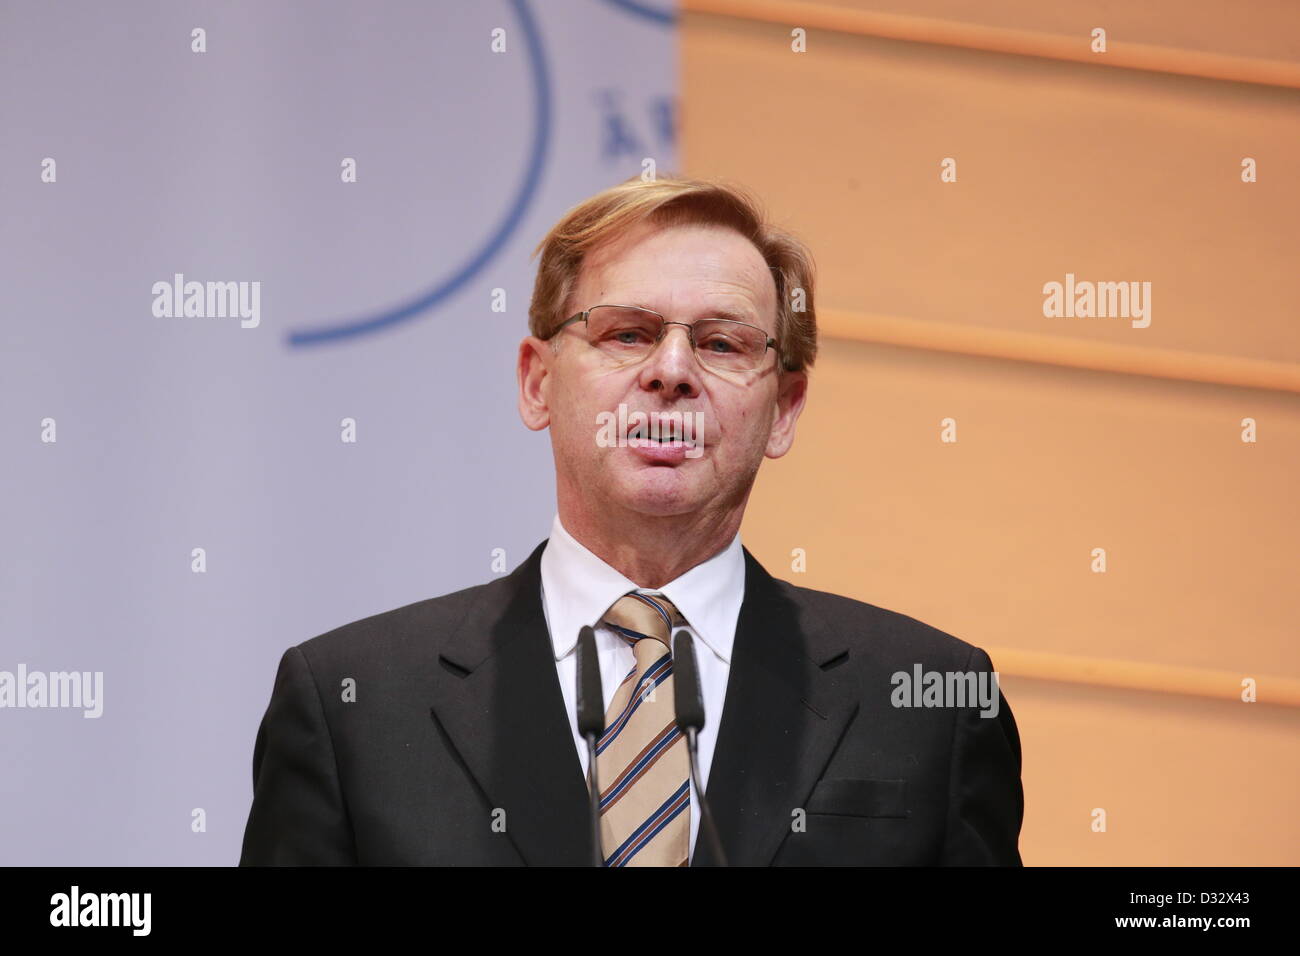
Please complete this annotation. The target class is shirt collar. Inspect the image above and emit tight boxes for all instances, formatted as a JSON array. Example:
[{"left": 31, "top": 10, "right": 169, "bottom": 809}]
[{"left": 540, "top": 512, "right": 744, "bottom": 666}]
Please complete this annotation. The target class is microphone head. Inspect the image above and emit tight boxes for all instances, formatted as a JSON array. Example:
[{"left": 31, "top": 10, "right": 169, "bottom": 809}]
[
  {"left": 575, "top": 625, "right": 605, "bottom": 739},
  {"left": 671, "top": 630, "right": 706, "bottom": 732}
]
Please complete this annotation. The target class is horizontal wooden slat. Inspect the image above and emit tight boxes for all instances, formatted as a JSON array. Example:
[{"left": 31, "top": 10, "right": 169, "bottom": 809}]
[
  {"left": 987, "top": 645, "right": 1300, "bottom": 707},
  {"left": 684, "top": 0, "right": 1300, "bottom": 88},
  {"left": 819, "top": 308, "right": 1300, "bottom": 393}
]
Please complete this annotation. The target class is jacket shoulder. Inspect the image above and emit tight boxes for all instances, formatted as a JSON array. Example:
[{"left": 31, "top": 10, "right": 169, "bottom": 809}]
[
  {"left": 291, "top": 574, "right": 509, "bottom": 669},
  {"left": 771, "top": 576, "right": 990, "bottom": 669}
]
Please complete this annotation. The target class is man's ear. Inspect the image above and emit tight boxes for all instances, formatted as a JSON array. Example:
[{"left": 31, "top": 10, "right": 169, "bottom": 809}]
[
  {"left": 517, "top": 336, "right": 553, "bottom": 431},
  {"left": 764, "top": 369, "right": 808, "bottom": 459}
]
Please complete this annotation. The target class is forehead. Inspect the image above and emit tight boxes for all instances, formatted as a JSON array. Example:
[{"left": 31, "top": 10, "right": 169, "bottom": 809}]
[{"left": 576, "top": 221, "right": 776, "bottom": 322}]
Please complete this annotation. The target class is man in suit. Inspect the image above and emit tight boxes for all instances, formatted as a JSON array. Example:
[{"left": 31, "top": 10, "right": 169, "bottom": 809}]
[{"left": 239, "top": 175, "right": 1024, "bottom": 866}]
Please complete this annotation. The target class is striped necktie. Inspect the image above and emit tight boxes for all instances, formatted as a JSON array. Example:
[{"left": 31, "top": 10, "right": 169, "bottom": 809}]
[{"left": 590, "top": 590, "right": 691, "bottom": 867}]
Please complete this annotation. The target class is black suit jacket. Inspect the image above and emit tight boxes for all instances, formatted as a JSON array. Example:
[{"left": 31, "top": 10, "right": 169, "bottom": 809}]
[{"left": 239, "top": 539, "right": 1024, "bottom": 865}]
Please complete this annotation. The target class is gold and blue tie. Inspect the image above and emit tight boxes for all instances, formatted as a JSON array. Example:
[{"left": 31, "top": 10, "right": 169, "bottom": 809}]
[{"left": 590, "top": 591, "right": 691, "bottom": 867}]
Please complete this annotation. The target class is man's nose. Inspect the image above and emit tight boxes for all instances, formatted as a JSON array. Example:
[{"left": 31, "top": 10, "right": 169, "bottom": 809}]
[{"left": 639, "top": 323, "right": 700, "bottom": 395}]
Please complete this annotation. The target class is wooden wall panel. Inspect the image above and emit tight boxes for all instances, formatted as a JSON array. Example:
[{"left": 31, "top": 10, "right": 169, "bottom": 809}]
[{"left": 682, "top": 0, "right": 1300, "bottom": 864}]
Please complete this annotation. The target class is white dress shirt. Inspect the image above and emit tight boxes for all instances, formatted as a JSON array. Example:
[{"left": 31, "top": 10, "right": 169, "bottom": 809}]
[{"left": 539, "top": 512, "right": 745, "bottom": 863}]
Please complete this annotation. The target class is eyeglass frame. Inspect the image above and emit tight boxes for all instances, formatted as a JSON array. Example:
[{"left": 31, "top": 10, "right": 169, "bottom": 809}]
[{"left": 548, "top": 304, "right": 785, "bottom": 372}]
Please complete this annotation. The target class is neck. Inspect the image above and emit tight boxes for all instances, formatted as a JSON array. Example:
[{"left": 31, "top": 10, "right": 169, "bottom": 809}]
[{"left": 557, "top": 499, "right": 744, "bottom": 589}]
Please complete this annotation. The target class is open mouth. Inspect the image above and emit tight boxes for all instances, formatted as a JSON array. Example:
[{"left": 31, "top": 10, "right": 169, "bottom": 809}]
[
  {"left": 629, "top": 429, "right": 686, "bottom": 443},
  {"left": 627, "top": 422, "right": 697, "bottom": 446}
]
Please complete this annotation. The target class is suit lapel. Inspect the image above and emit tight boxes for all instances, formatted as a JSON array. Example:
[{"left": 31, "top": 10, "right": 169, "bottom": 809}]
[
  {"left": 429, "top": 538, "right": 859, "bottom": 867},
  {"left": 691, "top": 546, "right": 860, "bottom": 866},
  {"left": 429, "top": 539, "right": 594, "bottom": 865}
]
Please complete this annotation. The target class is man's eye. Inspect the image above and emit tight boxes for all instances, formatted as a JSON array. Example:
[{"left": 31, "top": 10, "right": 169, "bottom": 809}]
[
  {"left": 699, "top": 335, "right": 738, "bottom": 353},
  {"left": 609, "top": 328, "right": 653, "bottom": 345}
]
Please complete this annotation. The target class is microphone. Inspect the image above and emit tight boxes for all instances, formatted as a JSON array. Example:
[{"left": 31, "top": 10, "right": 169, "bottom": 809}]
[
  {"left": 575, "top": 625, "right": 605, "bottom": 867},
  {"left": 672, "top": 630, "right": 728, "bottom": 866}
]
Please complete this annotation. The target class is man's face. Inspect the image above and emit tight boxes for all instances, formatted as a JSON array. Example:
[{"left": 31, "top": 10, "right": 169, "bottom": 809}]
[{"left": 518, "top": 220, "right": 807, "bottom": 524}]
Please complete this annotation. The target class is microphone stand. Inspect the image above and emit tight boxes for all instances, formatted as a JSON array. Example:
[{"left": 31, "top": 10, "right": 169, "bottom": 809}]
[
  {"left": 673, "top": 631, "right": 728, "bottom": 866},
  {"left": 575, "top": 626, "right": 605, "bottom": 867}
]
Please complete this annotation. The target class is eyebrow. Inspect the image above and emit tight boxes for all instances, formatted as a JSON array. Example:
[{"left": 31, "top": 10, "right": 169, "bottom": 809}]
[
  {"left": 630, "top": 303, "right": 760, "bottom": 325},
  {"left": 707, "top": 306, "right": 760, "bottom": 325}
]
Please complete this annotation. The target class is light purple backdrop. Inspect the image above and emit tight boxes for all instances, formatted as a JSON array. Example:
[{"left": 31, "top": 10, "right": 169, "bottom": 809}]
[{"left": 0, "top": 0, "right": 677, "bottom": 865}]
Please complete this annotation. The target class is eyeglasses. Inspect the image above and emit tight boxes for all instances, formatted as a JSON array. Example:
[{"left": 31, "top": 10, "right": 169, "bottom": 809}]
[{"left": 550, "top": 304, "right": 780, "bottom": 373}]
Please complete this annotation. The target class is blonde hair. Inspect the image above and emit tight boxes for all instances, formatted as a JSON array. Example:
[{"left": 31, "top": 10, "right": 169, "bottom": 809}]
[{"left": 527, "top": 174, "right": 817, "bottom": 372}]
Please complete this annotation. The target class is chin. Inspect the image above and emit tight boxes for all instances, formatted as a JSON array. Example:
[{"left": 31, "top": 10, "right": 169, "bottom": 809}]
[{"left": 611, "top": 467, "right": 704, "bottom": 517}]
